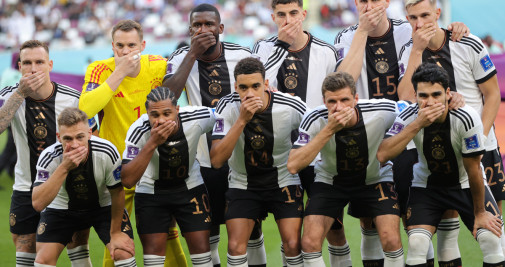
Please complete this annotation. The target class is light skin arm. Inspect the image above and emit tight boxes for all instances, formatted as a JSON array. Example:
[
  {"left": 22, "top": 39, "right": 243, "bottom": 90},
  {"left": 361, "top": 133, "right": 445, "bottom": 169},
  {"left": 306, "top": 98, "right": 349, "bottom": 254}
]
[
  {"left": 121, "top": 121, "right": 176, "bottom": 188},
  {"left": 32, "top": 144, "right": 88, "bottom": 212},
  {"left": 108, "top": 185, "right": 135, "bottom": 258},
  {"left": 478, "top": 75, "right": 500, "bottom": 137},
  {"left": 464, "top": 156, "right": 502, "bottom": 238}
]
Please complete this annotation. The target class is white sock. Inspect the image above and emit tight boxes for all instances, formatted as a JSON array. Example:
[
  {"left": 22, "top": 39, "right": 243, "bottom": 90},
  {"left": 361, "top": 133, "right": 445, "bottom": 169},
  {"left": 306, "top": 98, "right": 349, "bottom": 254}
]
[
  {"left": 247, "top": 234, "right": 266, "bottom": 266},
  {"left": 302, "top": 251, "right": 325, "bottom": 267},
  {"left": 437, "top": 218, "right": 461, "bottom": 262},
  {"left": 328, "top": 243, "right": 352, "bottom": 267},
  {"left": 501, "top": 224, "right": 505, "bottom": 257},
  {"left": 67, "top": 245, "right": 92, "bottom": 267},
  {"left": 34, "top": 263, "right": 54, "bottom": 267},
  {"left": 210, "top": 235, "right": 221, "bottom": 266},
  {"left": 477, "top": 229, "right": 505, "bottom": 264},
  {"left": 144, "top": 254, "right": 165, "bottom": 267},
  {"left": 361, "top": 227, "right": 384, "bottom": 260},
  {"left": 227, "top": 253, "right": 248, "bottom": 267},
  {"left": 406, "top": 228, "right": 432, "bottom": 266},
  {"left": 190, "top": 251, "right": 213, "bottom": 267},
  {"left": 280, "top": 243, "right": 287, "bottom": 267},
  {"left": 114, "top": 257, "right": 137, "bottom": 267},
  {"left": 17, "top": 252, "right": 36, "bottom": 267},
  {"left": 384, "top": 248, "right": 405, "bottom": 267},
  {"left": 285, "top": 254, "right": 303, "bottom": 267},
  {"left": 426, "top": 240, "right": 434, "bottom": 261}
]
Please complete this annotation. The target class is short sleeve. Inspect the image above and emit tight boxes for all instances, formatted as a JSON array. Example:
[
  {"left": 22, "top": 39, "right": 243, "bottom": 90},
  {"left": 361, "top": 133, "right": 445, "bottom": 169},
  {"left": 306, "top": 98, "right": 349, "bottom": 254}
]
[
  {"left": 164, "top": 49, "right": 185, "bottom": 80},
  {"left": 122, "top": 116, "right": 149, "bottom": 164},
  {"left": 293, "top": 109, "right": 323, "bottom": 148},
  {"left": 200, "top": 107, "right": 217, "bottom": 133},
  {"left": 385, "top": 104, "right": 417, "bottom": 138},
  {"left": 470, "top": 37, "right": 497, "bottom": 84},
  {"left": 333, "top": 29, "right": 352, "bottom": 67},
  {"left": 211, "top": 107, "right": 232, "bottom": 140},
  {"left": 397, "top": 39, "right": 413, "bottom": 81},
  {"left": 458, "top": 108, "right": 486, "bottom": 157},
  {"left": 105, "top": 149, "right": 122, "bottom": 189},
  {"left": 34, "top": 146, "right": 61, "bottom": 187}
]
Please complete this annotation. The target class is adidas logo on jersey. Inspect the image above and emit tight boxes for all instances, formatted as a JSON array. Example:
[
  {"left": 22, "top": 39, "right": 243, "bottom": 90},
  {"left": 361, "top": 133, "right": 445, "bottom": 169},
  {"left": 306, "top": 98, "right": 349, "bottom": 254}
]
[
  {"left": 115, "top": 92, "right": 125, "bottom": 98},
  {"left": 287, "top": 63, "right": 297, "bottom": 70},
  {"left": 210, "top": 70, "right": 219, "bottom": 77},
  {"left": 35, "top": 112, "right": 46, "bottom": 119},
  {"left": 205, "top": 216, "right": 212, "bottom": 223},
  {"left": 375, "top": 48, "right": 385, "bottom": 55}
]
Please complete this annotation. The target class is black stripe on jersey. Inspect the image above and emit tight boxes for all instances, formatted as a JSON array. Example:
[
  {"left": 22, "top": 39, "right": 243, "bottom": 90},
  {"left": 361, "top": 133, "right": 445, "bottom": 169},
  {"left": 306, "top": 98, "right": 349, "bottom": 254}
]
[
  {"left": 476, "top": 69, "right": 497, "bottom": 84},
  {"left": 252, "top": 36, "right": 277, "bottom": 54},
  {"left": 168, "top": 47, "right": 190, "bottom": 61},
  {"left": 272, "top": 94, "right": 306, "bottom": 115},
  {"left": 39, "top": 145, "right": 63, "bottom": 169},
  {"left": 265, "top": 46, "right": 288, "bottom": 71},
  {"left": 399, "top": 104, "right": 419, "bottom": 121},
  {"left": 312, "top": 37, "right": 339, "bottom": 62},
  {"left": 90, "top": 140, "right": 120, "bottom": 163},
  {"left": 0, "top": 84, "right": 18, "bottom": 96},
  {"left": 222, "top": 42, "right": 251, "bottom": 53},
  {"left": 399, "top": 39, "right": 413, "bottom": 61},
  {"left": 391, "top": 19, "right": 409, "bottom": 26},
  {"left": 57, "top": 83, "right": 80, "bottom": 98},
  {"left": 179, "top": 109, "right": 210, "bottom": 120},
  {"left": 300, "top": 109, "right": 328, "bottom": 131},
  {"left": 181, "top": 114, "right": 211, "bottom": 123},
  {"left": 128, "top": 120, "right": 151, "bottom": 144},
  {"left": 216, "top": 93, "right": 240, "bottom": 114},
  {"left": 334, "top": 25, "right": 358, "bottom": 45},
  {"left": 359, "top": 102, "right": 396, "bottom": 113},
  {"left": 449, "top": 109, "right": 474, "bottom": 132},
  {"left": 454, "top": 34, "right": 484, "bottom": 54}
]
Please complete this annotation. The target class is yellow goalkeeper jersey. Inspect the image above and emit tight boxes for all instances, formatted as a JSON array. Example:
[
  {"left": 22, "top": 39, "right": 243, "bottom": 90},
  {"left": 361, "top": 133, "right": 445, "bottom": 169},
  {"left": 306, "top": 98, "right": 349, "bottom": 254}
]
[{"left": 80, "top": 54, "right": 166, "bottom": 155}]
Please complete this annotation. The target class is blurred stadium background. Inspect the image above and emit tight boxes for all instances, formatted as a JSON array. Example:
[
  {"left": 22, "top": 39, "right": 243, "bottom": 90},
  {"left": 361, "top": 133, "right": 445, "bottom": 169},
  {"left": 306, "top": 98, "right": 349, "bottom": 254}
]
[{"left": 0, "top": 0, "right": 505, "bottom": 266}]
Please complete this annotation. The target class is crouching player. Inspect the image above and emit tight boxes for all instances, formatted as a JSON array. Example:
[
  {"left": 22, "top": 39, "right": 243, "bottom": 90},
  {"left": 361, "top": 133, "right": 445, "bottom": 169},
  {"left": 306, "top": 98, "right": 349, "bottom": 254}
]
[
  {"left": 377, "top": 63, "right": 504, "bottom": 266},
  {"left": 31, "top": 107, "right": 136, "bottom": 267},
  {"left": 121, "top": 87, "right": 214, "bottom": 267}
]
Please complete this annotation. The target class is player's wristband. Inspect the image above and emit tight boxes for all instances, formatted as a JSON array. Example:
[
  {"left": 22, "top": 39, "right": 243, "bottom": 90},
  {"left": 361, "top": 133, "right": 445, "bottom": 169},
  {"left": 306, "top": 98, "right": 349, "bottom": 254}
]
[{"left": 274, "top": 39, "right": 290, "bottom": 50}]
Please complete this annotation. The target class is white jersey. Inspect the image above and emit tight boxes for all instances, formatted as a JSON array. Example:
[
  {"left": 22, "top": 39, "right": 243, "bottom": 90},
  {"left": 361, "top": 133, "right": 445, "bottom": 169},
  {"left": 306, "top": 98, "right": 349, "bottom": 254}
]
[
  {"left": 334, "top": 19, "right": 412, "bottom": 101},
  {"left": 253, "top": 33, "right": 338, "bottom": 108},
  {"left": 294, "top": 99, "right": 406, "bottom": 186},
  {"left": 212, "top": 91, "right": 306, "bottom": 190},
  {"left": 123, "top": 106, "right": 215, "bottom": 194},
  {"left": 34, "top": 136, "right": 122, "bottom": 210},
  {"left": 399, "top": 30, "right": 498, "bottom": 151},
  {"left": 0, "top": 82, "right": 81, "bottom": 192},
  {"left": 386, "top": 104, "right": 486, "bottom": 189},
  {"left": 164, "top": 42, "right": 251, "bottom": 168}
]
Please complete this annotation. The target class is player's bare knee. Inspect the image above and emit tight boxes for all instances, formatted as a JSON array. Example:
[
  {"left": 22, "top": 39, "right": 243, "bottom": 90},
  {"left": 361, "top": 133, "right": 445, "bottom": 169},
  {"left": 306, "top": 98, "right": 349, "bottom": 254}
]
[
  {"left": 227, "top": 240, "right": 247, "bottom": 256},
  {"left": 326, "top": 229, "right": 347, "bottom": 246},
  {"left": 301, "top": 235, "right": 321, "bottom": 253},
  {"left": 379, "top": 230, "right": 402, "bottom": 251},
  {"left": 282, "top": 239, "right": 301, "bottom": 256},
  {"left": 113, "top": 248, "right": 134, "bottom": 261}
]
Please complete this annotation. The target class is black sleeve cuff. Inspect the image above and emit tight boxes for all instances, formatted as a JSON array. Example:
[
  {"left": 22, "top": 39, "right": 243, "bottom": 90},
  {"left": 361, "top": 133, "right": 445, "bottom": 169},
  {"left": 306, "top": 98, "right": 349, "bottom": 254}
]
[
  {"left": 274, "top": 39, "right": 290, "bottom": 50},
  {"left": 462, "top": 150, "right": 486, "bottom": 158},
  {"left": 33, "top": 182, "right": 43, "bottom": 187},
  {"left": 211, "top": 135, "right": 224, "bottom": 141},
  {"left": 292, "top": 144, "right": 302, "bottom": 149},
  {"left": 107, "top": 182, "right": 123, "bottom": 190},
  {"left": 121, "top": 159, "right": 132, "bottom": 165},
  {"left": 475, "top": 70, "right": 497, "bottom": 84}
]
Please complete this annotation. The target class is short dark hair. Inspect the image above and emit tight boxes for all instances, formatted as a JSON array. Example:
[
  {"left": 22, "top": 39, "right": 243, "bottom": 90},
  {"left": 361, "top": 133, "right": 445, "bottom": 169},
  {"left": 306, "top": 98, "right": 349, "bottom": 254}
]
[
  {"left": 411, "top": 63, "right": 450, "bottom": 92},
  {"left": 111, "top": 20, "right": 143, "bottom": 40},
  {"left": 272, "top": 0, "right": 303, "bottom": 9},
  {"left": 234, "top": 57, "right": 265, "bottom": 80},
  {"left": 20, "top": 40, "right": 49, "bottom": 54},
  {"left": 145, "top": 87, "right": 178, "bottom": 110},
  {"left": 322, "top": 72, "right": 356, "bottom": 96},
  {"left": 190, "top": 4, "right": 221, "bottom": 23}
]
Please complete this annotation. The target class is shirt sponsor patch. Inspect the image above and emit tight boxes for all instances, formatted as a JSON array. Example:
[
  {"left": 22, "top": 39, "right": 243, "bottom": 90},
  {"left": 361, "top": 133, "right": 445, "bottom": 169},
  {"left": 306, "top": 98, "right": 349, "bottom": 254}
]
[
  {"left": 0, "top": 99, "right": 4, "bottom": 108},
  {"left": 113, "top": 166, "right": 122, "bottom": 181},
  {"left": 337, "top": 48, "right": 344, "bottom": 61},
  {"left": 464, "top": 134, "right": 480, "bottom": 150},
  {"left": 166, "top": 63, "right": 173, "bottom": 74},
  {"left": 397, "top": 101, "right": 408, "bottom": 112},
  {"left": 480, "top": 55, "right": 494, "bottom": 72},
  {"left": 387, "top": 122, "right": 404, "bottom": 135},
  {"left": 126, "top": 146, "right": 139, "bottom": 159},
  {"left": 88, "top": 117, "right": 96, "bottom": 128},
  {"left": 37, "top": 170, "right": 50, "bottom": 182},
  {"left": 298, "top": 132, "right": 310, "bottom": 144},
  {"left": 86, "top": 82, "right": 99, "bottom": 92},
  {"left": 214, "top": 118, "right": 224, "bottom": 133},
  {"left": 399, "top": 63, "right": 406, "bottom": 76}
]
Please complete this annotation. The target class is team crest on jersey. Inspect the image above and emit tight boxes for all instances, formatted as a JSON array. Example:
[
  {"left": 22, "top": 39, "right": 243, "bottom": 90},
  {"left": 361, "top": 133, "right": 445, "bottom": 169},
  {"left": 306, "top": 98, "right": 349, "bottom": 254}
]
[
  {"left": 9, "top": 213, "right": 16, "bottom": 226},
  {"left": 208, "top": 80, "right": 222, "bottom": 95},
  {"left": 113, "top": 166, "right": 122, "bottom": 181},
  {"left": 86, "top": 82, "right": 99, "bottom": 92},
  {"left": 168, "top": 155, "right": 182, "bottom": 167},
  {"left": 345, "top": 147, "right": 360, "bottom": 159},
  {"left": 37, "top": 222, "right": 47, "bottom": 235},
  {"left": 284, "top": 73, "right": 298, "bottom": 90},
  {"left": 250, "top": 135, "right": 265, "bottom": 150},
  {"left": 336, "top": 48, "right": 344, "bottom": 61},
  {"left": 464, "top": 134, "right": 480, "bottom": 150},
  {"left": 214, "top": 118, "right": 224, "bottom": 133},
  {"left": 150, "top": 77, "right": 162, "bottom": 89},
  {"left": 480, "top": 55, "right": 494, "bottom": 72},
  {"left": 126, "top": 146, "right": 139, "bottom": 159},
  {"left": 375, "top": 58, "right": 389, "bottom": 74},
  {"left": 387, "top": 122, "right": 404, "bottom": 135},
  {"left": 431, "top": 144, "right": 446, "bottom": 160},
  {"left": 0, "top": 99, "right": 4, "bottom": 108},
  {"left": 33, "top": 123, "right": 48, "bottom": 139},
  {"left": 37, "top": 170, "right": 50, "bottom": 181},
  {"left": 298, "top": 132, "right": 310, "bottom": 144}
]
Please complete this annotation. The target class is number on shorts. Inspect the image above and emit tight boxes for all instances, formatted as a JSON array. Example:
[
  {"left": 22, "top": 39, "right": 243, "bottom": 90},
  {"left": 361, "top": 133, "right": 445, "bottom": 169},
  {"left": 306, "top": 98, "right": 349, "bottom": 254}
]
[
  {"left": 202, "top": 194, "right": 211, "bottom": 213},
  {"left": 375, "top": 183, "right": 389, "bottom": 201},
  {"left": 486, "top": 166, "right": 496, "bottom": 186},
  {"left": 486, "top": 201, "right": 499, "bottom": 216},
  {"left": 190, "top": 197, "right": 203, "bottom": 214},
  {"left": 282, "top": 187, "right": 295, "bottom": 203}
]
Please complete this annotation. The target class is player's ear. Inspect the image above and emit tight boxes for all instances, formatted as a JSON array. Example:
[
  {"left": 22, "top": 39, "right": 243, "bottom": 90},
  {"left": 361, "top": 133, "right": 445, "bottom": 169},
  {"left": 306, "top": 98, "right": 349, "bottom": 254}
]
[
  {"left": 176, "top": 105, "right": 180, "bottom": 113},
  {"left": 302, "top": 9, "right": 307, "bottom": 20},
  {"left": 88, "top": 127, "right": 92, "bottom": 139},
  {"left": 436, "top": 8, "right": 441, "bottom": 20},
  {"left": 48, "top": 60, "right": 53, "bottom": 71},
  {"left": 264, "top": 79, "right": 269, "bottom": 90},
  {"left": 384, "top": 0, "right": 390, "bottom": 8},
  {"left": 140, "top": 40, "right": 146, "bottom": 52},
  {"left": 56, "top": 132, "right": 60, "bottom": 143},
  {"left": 219, "top": 23, "right": 224, "bottom": 35}
]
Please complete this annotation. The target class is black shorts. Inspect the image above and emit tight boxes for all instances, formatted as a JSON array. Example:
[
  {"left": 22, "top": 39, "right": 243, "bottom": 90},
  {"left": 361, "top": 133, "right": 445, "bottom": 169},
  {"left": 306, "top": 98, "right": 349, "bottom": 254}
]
[
  {"left": 392, "top": 148, "right": 418, "bottom": 214},
  {"left": 299, "top": 166, "right": 315, "bottom": 197},
  {"left": 225, "top": 185, "right": 304, "bottom": 221},
  {"left": 201, "top": 166, "right": 229, "bottom": 224},
  {"left": 406, "top": 186, "right": 500, "bottom": 230},
  {"left": 306, "top": 182, "right": 400, "bottom": 220},
  {"left": 135, "top": 184, "right": 211, "bottom": 234},
  {"left": 36, "top": 206, "right": 133, "bottom": 245},
  {"left": 10, "top": 190, "right": 40, "bottom": 235},
  {"left": 482, "top": 148, "right": 505, "bottom": 201}
]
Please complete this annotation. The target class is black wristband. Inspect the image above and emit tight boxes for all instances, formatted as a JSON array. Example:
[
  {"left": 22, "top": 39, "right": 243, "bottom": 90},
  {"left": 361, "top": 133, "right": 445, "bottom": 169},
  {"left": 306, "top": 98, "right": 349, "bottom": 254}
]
[{"left": 274, "top": 39, "right": 290, "bottom": 50}]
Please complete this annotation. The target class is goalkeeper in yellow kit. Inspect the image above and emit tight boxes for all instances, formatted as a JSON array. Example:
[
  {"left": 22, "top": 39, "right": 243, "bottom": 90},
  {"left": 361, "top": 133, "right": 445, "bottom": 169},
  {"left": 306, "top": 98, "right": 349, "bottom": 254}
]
[{"left": 79, "top": 20, "right": 187, "bottom": 267}]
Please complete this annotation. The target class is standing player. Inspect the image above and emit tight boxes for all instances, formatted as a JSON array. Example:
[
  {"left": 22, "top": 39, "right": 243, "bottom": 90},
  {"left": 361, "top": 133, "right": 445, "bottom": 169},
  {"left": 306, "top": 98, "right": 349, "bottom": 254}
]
[
  {"left": 162, "top": 4, "right": 265, "bottom": 266},
  {"left": 31, "top": 107, "right": 137, "bottom": 267},
  {"left": 79, "top": 20, "right": 186, "bottom": 267},
  {"left": 399, "top": 0, "right": 503, "bottom": 264},
  {"left": 253, "top": 1, "right": 348, "bottom": 265},
  {"left": 210, "top": 57, "right": 306, "bottom": 267},
  {"left": 121, "top": 87, "right": 215, "bottom": 267},
  {"left": 335, "top": 0, "right": 468, "bottom": 264},
  {"left": 0, "top": 40, "right": 92, "bottom": 267},
  {"left": 377, "top": 62, "right": 504, "bottom": 267},
  {"left": 288, "top": 72, "right": 404, "bottom": 267}
]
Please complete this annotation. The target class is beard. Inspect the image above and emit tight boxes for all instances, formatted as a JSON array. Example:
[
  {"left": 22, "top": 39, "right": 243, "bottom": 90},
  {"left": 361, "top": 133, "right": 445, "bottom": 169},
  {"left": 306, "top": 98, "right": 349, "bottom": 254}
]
[{"left": 203, "top": 34, "right": 220, "bottom": 56}]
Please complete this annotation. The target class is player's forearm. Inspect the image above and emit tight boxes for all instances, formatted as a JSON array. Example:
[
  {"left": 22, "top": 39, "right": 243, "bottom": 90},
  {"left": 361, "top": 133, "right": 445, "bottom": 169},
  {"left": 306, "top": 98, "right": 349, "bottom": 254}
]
[
  {"left": 287, "top": 127, "right": 334, "bottom": 174},
  {"left": 121, "top": 142, "right": 157, "bottom": 188},
  {"left": 377, "top": 122, "right": 421, "bottom": 163},
  {"left": 397, "top": 50, "right": 423, "bottom": 102},
  {"left": 210, "top": 119, "right": 247, "bottom": 169},
  {"left": 162, "top": 53, "right": 198, "bottom": 99},
  {"left": 32, "top": 166, "right": 68, "bottom": 212},
  {"left": 0, "top": 90, "right": 25, "bottom": 134},
  {"left": 480, "top": 77, "right": 501, "bottom": 136},
  {"left": 109, "top": 186, "right": 125, "bottom": 234},
  {"left": 464, "top": 156, "right": 486, "bottom": 214},
  {"left": 336, "top": 30, "right": 367, "bottom": 81},
  {"left": 79, "top": 82, "right": 115, "bottom": 118}
]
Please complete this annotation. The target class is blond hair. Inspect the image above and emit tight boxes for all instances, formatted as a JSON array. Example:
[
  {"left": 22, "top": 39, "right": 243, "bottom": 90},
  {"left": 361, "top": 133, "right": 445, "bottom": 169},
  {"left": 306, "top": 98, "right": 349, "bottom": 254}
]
[{"left": 57, "top": 107, "right": 88, "bottom": 127}]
